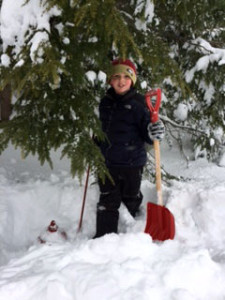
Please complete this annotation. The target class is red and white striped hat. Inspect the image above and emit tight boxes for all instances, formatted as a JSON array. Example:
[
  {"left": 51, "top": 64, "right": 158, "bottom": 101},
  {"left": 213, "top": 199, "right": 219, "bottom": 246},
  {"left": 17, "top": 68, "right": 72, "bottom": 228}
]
[{"left": 109, "top": 58, "right": 137, "bottom": 85}]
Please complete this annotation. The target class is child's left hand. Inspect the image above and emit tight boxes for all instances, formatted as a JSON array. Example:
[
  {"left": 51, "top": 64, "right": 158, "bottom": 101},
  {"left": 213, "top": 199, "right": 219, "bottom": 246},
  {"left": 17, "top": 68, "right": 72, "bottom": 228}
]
[{"left": 148, "top": 120, "right": 165, "bottom": 141}]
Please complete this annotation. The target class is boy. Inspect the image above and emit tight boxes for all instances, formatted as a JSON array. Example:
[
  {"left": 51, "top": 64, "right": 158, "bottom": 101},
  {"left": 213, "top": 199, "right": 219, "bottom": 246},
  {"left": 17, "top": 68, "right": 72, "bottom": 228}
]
[{"left": 94, "top": 58, "right": 165, "bottom": 238}]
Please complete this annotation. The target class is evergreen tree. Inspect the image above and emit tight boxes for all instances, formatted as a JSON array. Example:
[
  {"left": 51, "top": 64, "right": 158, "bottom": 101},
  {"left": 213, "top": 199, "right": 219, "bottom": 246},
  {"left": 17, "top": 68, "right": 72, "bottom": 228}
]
[
  {"left": 0, "top": 0, "right": 225, "bottom": 179},
  {"left": 154, "top": 0, "right": 225, "bottom": 162}
]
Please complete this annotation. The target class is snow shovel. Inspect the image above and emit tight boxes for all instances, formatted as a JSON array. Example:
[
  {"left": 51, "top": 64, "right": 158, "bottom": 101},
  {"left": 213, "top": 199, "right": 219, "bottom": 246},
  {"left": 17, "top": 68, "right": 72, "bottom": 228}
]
[{"left": 144, "top": 89, "right": 175, "bottom": 241}]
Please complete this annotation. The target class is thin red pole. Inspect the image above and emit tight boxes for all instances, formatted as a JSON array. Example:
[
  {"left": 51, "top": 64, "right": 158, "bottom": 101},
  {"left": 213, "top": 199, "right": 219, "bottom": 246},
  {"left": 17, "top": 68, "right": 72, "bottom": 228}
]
[{"left": 77, "top": 166, "right": 90, "bottom": 232}]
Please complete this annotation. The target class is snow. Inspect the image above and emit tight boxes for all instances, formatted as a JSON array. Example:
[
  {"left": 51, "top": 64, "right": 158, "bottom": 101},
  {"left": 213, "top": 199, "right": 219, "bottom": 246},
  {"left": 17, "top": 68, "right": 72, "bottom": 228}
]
[
  {"left": 85, "top": 71, "right": 97, "bottom": 85},
  {"left": 85, "top": 71, "right": 107, "bottom": 86},
  {"left": 134, "top": 0, "right": 154, "bottom": 23},
  {"left": 141, "top": 81, "right": 147, "bottom": 89},
  {"left": 0, "top": 53, "right": 10, "bottom": 67},
  {"left": 199, "top": 80, "right": 215, "bottom": 106},
  {"left": 0, "top": 0, "right": 61, "bottom": 62},
  {"left": 218, "top": 153, "right": 225, "bottom": 167},
  {"left": 1, "top": 142, "right": 225, "bottom": 300},
  {"left": 135, "top": 0, "right": 154, "bottom": 31},
  {"left": 185, "top": 38, "right": 225, "bottom": 83},
  {"left": 173, "top": 103, "right": 188, "bottom": 121},
  {"left": 98, "top": 71, "right": 107, "bottom": 85}
]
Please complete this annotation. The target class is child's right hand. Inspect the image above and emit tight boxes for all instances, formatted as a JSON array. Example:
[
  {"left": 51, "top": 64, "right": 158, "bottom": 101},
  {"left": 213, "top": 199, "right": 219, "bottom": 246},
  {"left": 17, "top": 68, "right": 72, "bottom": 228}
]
[{"left": 148, "top": 120, "right": 165, "bottom": 141}]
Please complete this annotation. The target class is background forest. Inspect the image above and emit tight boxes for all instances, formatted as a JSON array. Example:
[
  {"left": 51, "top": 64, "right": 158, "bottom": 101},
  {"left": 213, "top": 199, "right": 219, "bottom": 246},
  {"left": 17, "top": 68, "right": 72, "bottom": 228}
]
[{"left": 0, "top": 0, "right": 225, "bottom": 178}]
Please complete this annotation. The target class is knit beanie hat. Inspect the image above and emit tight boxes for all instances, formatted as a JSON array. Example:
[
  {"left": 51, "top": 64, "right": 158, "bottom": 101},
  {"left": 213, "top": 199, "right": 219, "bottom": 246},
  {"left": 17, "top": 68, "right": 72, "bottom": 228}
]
[{"left": 109, "top": 59, "right": 137, "bottom": 86}]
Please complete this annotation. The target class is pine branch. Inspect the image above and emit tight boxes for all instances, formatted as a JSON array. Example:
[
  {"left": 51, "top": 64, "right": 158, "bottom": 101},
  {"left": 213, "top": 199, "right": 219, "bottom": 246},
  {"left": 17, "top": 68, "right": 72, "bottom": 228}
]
[{"left": 160, "top": 115, "right": 208, "bottom": 136}]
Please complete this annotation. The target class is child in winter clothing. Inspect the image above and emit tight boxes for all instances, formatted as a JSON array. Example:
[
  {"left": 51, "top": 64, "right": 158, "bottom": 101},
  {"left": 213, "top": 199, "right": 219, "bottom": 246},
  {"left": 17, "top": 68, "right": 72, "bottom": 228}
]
[{"left": 94, "top": 58, "right": 165, "bottom": 238}]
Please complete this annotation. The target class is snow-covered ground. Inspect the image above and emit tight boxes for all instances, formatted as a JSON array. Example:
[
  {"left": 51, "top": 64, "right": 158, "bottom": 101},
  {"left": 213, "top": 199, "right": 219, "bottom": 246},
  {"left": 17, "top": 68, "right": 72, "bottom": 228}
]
[{"left": 0, "top": 142, "right": 225, "bottom": 300}]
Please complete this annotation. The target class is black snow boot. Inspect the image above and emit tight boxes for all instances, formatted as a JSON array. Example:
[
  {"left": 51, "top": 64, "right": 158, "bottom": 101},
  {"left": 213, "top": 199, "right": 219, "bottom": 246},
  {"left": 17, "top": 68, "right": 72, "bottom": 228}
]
[{"left": 94, "top": 209, "right": 119, "bottom": 238}]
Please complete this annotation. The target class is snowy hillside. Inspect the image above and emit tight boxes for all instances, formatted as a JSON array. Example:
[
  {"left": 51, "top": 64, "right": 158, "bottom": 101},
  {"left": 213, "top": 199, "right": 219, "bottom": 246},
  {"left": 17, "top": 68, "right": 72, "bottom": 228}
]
[{"left": 0, "top": 143, "right": 225, "bottom": 300}]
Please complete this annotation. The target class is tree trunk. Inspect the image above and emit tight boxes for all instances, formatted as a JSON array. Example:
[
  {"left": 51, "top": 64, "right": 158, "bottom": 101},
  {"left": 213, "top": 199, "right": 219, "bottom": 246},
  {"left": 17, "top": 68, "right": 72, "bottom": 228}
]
[{"left": 0, "top": 84, "right": 11, "bottom": 121}]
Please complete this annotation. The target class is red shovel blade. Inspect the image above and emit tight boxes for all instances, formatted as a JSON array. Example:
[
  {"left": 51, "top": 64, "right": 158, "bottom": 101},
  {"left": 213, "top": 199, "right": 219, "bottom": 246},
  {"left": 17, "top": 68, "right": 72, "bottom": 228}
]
[{"left": 144, "top": 202, "right": 175, "bottom": 241}]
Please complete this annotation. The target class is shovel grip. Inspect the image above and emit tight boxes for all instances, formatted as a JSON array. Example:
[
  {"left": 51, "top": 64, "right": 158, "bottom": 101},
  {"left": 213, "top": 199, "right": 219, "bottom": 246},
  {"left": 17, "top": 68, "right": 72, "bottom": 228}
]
[{"left": 145, "top": 89, "right": 161, "bottom": 123}]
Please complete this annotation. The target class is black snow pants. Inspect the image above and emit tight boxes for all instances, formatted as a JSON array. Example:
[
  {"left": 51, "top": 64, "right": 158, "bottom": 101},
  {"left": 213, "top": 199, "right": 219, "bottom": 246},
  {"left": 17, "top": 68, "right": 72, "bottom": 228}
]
[{"left": 95, "top": 166, "right": 143, "bottom": 238}]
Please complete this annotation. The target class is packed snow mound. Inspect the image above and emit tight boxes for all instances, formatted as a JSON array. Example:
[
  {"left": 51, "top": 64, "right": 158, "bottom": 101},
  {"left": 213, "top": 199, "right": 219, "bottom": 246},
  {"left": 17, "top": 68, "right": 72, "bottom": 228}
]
[{"left": 1, "top": 145, "right": 225, "bottom": 299}]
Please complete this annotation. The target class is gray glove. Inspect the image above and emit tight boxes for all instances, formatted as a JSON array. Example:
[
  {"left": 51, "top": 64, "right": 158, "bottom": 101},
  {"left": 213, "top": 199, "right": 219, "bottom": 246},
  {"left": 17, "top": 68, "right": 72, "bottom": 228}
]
[{"left": 148, "top": 120, "right": 165, "bottom": 141}]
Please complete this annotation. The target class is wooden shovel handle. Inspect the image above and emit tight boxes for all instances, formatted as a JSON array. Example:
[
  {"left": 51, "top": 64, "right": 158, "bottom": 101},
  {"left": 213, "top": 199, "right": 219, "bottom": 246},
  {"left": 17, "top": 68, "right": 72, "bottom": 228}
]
[{"left": 154, "top": 140, "right": 163, "bottom": 206}]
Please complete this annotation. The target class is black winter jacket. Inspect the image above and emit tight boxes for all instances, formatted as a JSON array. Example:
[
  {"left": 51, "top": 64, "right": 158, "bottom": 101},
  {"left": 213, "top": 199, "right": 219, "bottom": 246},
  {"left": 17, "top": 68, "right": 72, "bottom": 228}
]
[{"left": 98, "top": 87, "right": 153, "bottom": 167}]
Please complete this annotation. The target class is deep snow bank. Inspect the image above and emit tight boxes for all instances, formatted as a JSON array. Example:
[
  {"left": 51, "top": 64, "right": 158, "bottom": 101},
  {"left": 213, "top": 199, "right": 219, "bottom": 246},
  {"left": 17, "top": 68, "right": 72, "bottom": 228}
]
[{"left": 1, "top": 145, "right": 225, "bottom": 300}]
